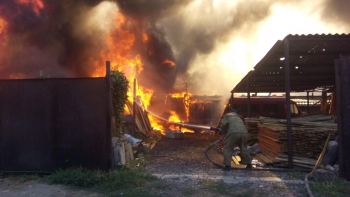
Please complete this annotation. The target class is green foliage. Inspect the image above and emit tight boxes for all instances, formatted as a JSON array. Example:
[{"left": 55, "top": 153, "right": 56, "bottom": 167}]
[
  {"left": 310, "top": 179, "right": 350, "bottom": 197},
  {"left": 107, "top": 189, "right": 156, "bottom": 197},
  {"left": 126, "top": 153, "right": 148, "bottom": 170},
  {"left": 46, "top": 167, "right": 155, "bottom": 195},
  {"left": 200, "top": 179, "right": 230, "bottom": 195},
  {"left": 286, "top": 171, "right": 306, "bottom": 180},
  {"left": 110, "top": 70, "right": 129, "bottom": 136},
  {"left": 19, "top": 174, "right": 40, "bottom": 183},
  {"left": 272, "top": 183, "right": 288, "bottom": 190},
  {"left": 46, "top": 167, "right": 104, "bottom": 188},
  {"left": 181, "top": 188, "right": 196, "bottom": 196}
]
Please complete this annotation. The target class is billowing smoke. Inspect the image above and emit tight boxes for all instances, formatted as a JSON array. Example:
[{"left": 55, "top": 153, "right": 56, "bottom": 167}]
[
  {"left": 0, "top": 0, "right": 349, "bottom": 96},
  {"left": 0, "top": 0, "right": 112, "bottom": 78}
]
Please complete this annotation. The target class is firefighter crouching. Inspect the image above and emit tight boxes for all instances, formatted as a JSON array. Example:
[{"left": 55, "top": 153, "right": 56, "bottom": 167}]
[{"left": 219, "top": 108, "right": 252, "bottom": 171}]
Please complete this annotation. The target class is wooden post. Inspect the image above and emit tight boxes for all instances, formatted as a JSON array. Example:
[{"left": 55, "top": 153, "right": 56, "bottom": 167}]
[
  {"left": 133, "top": 78, "right": 136, "bottom": 134},
  {"left": 106, "top": 61, "right": 112, "bottom": 169}
]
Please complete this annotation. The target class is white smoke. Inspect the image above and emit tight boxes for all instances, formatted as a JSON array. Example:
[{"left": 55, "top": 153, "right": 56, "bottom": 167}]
[{"left": 150, "top": 0, "right": 350, "bottom": 95}]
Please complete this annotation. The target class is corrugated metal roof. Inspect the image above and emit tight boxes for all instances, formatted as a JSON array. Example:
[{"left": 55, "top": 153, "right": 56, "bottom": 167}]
[{"left": 232, "top": 33, "right": 350, "bottom": 93}]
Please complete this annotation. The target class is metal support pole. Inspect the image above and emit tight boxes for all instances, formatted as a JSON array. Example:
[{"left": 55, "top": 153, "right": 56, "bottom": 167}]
[
  {"left": 284, "top": 38, "right": 293, "bottom": 168},
  {"left": 247, "top": 80, "right": 251, "bottom": 118},
  {"left": 307, "top": 91, "right": 310, "bottom": 114},
  {"left": 322, "top": 91, "right": 327, "bottom": 112},
  {"left": 336, "top": 55, "right": 350, "bottom": 181}
]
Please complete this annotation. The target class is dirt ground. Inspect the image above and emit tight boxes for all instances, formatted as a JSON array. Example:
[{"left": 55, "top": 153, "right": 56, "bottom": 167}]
[
  {"left": 0, "top": 130, "right": 310, "bottom": 197},
  {"left": 145, "top": 130, "right": 225, "bottom": 174},
  {"left": 144, "top": 130, "right": 309, "bottom": 197}
]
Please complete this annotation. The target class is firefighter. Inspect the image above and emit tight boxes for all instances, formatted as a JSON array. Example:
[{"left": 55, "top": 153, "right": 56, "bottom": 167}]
[{"left": 220, "top": 108, "right": 252, "bottom": 171}]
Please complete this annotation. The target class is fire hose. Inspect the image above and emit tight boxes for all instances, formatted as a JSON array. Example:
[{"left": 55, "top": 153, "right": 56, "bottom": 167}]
[
  {"left": 140, "top": 103, "right": 227, "bottom": 168},
  {"left": 138, "top": 102, "right": 312, "bottom": 172},
  {"left": 145, "top": 107, "right": 315, "bottom": 196}
]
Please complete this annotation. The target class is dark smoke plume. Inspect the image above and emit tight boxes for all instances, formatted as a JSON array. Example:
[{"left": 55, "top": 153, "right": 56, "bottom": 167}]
[
  {"left": 321, "top": 0, "right": 350, "bottom": 28},
  {"left": 0, "top": 0, "right": 348, "bottom": 96},
  {"left": 0, "top": 0, "right": 107, "bottom": 78}
]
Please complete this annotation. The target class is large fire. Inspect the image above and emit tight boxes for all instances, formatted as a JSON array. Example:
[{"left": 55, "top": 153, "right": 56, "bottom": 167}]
[
  {"left": 0, "top": 1, "right": 216, "bottom": 135},
  {"left": 16, "top": 0, "right": 44, "bottom": 16}
]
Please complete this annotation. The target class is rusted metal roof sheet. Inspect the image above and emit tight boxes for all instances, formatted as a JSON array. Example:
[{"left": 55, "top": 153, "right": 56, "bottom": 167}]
[{"left": 232, "top": 34, "right": 350, "bottom": 93}]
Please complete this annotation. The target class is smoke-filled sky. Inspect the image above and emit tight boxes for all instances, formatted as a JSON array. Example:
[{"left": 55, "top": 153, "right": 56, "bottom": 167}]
[{"left": 0, "top": 0, "right": 349, "bottom": 96}]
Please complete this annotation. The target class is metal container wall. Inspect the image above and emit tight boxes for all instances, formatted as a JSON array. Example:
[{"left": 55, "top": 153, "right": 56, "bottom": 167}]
[
  {"left": 0, "top": 78, "right": 110, "bottom": 172},
  {"left": 0, "top": 80, "right": 54, "bottom": 172}
]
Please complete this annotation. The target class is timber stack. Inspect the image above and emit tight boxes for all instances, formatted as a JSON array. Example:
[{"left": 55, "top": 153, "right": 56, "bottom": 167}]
[
  {"left": 125, "top": 100, "right": 152, "bottom": 136},
  {"left": 245, "top": 118, "right": 259, "bottom": 146},
  {"left": 257, "top": 118, "right": 337, "bottom": 160}
]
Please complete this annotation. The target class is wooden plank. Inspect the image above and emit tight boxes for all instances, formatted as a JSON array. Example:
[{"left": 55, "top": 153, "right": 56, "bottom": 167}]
[
  {"left": 232, "top": 156, "right": 240, "bottom": 165},
  {"left": 278, "top": 154, "right": 317, "bottom": 163},
  {"left": 258, "top": 153, "right": 273, "bottom": 164},
  {"left": 310, "top": 133, "right": 331, "bottom": 177},
  {"left": 136, "top": 104, "right": 149, "bottom": 134},
  {"left": 235, "top": 155, "right": 241, "bottom": 162},
  {"left": 274, "top": 157, "right": 316, "bottom": 165},
  {"left": 254, "top": 153, "right": 269, "bottom": 164}
]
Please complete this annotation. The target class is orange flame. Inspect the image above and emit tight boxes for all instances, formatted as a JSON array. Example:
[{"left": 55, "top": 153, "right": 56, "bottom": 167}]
[
  {"left": 169, "top": 91, "right": 191, "bottom": 98},
  {"left": 149, "top": 115, "right": 164, "bottom": 133},
  {"left": 0, "top": 18, "right": 7, "bottom": 42},
  {"left": 95, "top": 13, "right": 143, "bottom": 78},
  {"left": 136, "top": 84, "right": 153, "bottom": 109},
  {"left": 168, "top": 110, "right": 194, "bottom": 133},
  {"left": 16, "top": 0, "right": 44, "bottom": 16},
  {"left": 0, "top": 18, "right": 6, "bottom": 34},
  {"left": 142, "top": 32, "right": 148, "bottom": 42},
  {"left": 163, "top": 59, "right": 175, "bottom": 67}
]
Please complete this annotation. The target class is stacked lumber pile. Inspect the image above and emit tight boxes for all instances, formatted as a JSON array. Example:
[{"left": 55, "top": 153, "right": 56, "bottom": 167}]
[
  {"left": 245, "top": 118, "right": 259, "bottom": 145},
  {"left": 258, "top": 118, "right": 337, "bottom": 160},
  {"left": 273, "top": 154, "right": 317, "bottom": 169},
  {"left": 292, "top": 112, "right": 335, "bottom": 123},
  {"left": 125, "top": 101, "right": 152, "bottom": 136}
]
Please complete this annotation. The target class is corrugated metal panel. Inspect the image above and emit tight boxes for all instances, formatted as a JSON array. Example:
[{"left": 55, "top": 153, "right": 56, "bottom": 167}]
[{"left": 232, "top": 34, "right": 350, "bottom": 93}]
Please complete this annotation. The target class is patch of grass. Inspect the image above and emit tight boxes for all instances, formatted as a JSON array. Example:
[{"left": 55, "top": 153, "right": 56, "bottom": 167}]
[
  {"left": 46, "top": 167, "right": 156, "bottom": 195},
  {"left": 107, "top": 188, "right": 156, "bottom": 197},
  {"left": 200, "top": 179, "right": 230, "bottom": 195},
  {"left": 272, "top": 183, "right": 288, "bottom": 190},
  {"left": 150, "top": 180, "right": 170, "bottom": 190},
  {"left": 181, "top": 188, "right": 196, "bottom": 196},
  {"left": 286, "top": 171, "right": 306, "bottom": 180},
  {"left": 19, "top": 174, "right": 40, "bottom": 183},
  {"left": 310, "top": 179, "right": 350, "bottom": 197},
  {"left": 126, "top": 153, "right": 148, "bottom": 170},
  {"left": 268, "top": 172, "right": 278, "bottom": 177}
]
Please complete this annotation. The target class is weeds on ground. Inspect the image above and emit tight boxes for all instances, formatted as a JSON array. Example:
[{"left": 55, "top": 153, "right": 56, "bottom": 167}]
[
  {"left": 200, "top": 179, "right": 230, "bottom": 195},
  {"left": 272, "top": 183, "right": 288, "bottom": 190},
  {"left": 45, "top": 166, "right": 156, "bottom": 196},
  {"left": 310, "top": 179, "right": 350, "bottom": 197},
  {"left": 181, "top": 188, "right": 196, "bottom": 196},
  {"left": 19, "top": 174, "right": 40, "bottom": 183},
  {"left": 127, "top": 153, "right": 148, "bottom": 170},
  {"left": 286, "top": 171, "right": 306, "bottom": 180}
]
